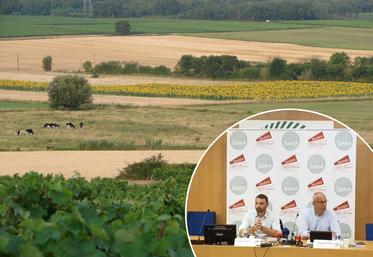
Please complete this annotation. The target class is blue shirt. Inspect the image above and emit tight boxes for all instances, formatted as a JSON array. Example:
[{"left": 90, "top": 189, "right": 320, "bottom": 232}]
[{"left": 299, "top": 208, "right": 341, "bottom": 237}]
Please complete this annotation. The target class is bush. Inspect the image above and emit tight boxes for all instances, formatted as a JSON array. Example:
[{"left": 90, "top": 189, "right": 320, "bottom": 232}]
[
  {"left": 48, "top": 75, "right": 92, "bottom": 109},
  {"left": 82, "top": 60, "right": 93, "bottom": 72},
  {"left": 115, "top": 20, "right": 131, "bottom": 35},
  {"left": 42, "top": 55, "right": 52, "bottom": 71},
  {"left": 117, "top": 154, "right": 167, "bottom": 180},
  {"left": 269, "top": 57, "right": 288, "bottom": 79}
]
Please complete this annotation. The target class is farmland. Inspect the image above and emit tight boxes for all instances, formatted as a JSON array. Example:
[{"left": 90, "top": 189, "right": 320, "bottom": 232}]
[{"left": 1, "top": 99, "right": 372, "bottom": 152}]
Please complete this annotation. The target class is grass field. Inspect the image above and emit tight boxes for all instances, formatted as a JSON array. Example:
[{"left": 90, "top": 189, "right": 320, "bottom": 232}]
[
  {"left": 188, "top": 26, "right": 373, "bottom": 50},
  {"left": 1, "top": 99, "right": 372, "bottom": 151},
  {"left": 0, "top": 15, "right": 317, "bottom": 37},
  {"left": 2, "top": 15, "right": 373, "bottom": 50}
]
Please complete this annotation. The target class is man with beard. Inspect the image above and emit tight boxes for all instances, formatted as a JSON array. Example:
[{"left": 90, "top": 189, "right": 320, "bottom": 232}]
[
  {"left": 238, "top": 194, "right": 281, "bottom": 238},
  {"left": 299, "top": 192, "right": 340, "bottom": 240}
]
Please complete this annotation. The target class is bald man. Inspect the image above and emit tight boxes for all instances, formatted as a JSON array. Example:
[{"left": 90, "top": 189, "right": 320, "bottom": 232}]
[{"left": 299, "top": 192, "right": 341, "bottom": 239}]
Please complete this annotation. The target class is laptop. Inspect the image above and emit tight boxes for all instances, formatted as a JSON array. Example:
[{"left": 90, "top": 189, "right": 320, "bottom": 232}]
[{"left": 310, "top": 231, "right": 333, "bottom": 242}]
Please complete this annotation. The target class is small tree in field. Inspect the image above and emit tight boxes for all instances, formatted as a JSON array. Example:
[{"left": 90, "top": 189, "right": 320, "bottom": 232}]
[
  {"left": 115, "top": 20, "right": 131, "bottom": 35},
  {"left": 48, "top": 75, "right": 92, "bottom": 109},
  {"left": 42, "top": 55, "right": 53, "bottom": 71}
]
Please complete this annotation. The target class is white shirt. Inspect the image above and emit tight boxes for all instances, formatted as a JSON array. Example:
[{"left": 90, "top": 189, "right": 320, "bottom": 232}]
[
  {"left": 299, "top": 208, "right": 341, "bottom": 237},
  {"left": 239, "top": 210, "right": 280, "bottom": 238}
]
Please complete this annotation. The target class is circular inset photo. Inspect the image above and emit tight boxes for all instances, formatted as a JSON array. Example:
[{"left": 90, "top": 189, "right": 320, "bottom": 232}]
[{"left": 185, "top": 109, "right": 372, "bottom": 256}]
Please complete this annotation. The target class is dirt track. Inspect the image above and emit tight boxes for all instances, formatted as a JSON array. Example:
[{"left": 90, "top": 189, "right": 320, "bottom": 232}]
[
  {"left": 0, "top": 150, "right": 204, "bottom": 180},
  {"left": 0, "top": 89, "right": 248, "bottom": 106},
  {"left": 2, "top": 35, "right": 373, "bottom": 72}
]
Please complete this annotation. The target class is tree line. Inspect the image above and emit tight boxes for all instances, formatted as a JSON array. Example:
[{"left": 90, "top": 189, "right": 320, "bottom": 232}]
[
  {"left": 1, "top": 0, "right": 373, "bottom": 20},
  {"left": 75, "top": 53, "right": 373, "bottom": 82},
  {"left": 175, "top": 53, "right": 373, "bottom": 81}
]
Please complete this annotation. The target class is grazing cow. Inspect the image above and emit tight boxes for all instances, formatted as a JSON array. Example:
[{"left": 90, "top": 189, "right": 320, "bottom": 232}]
[
  {"left": 66, "top": 122, "right": 75, "bottom": 129},
  {"left": 25, "top": 128, "right": 34, "bottom": 135},
  {"left": 16, "top": 129, "right": 20, "bottom": 136},
  {"left": 79, "top": 122, "right": 84, "bottom": 128},
  {"left": 43, "top": 123, "right": 60, "bottom": 129}
]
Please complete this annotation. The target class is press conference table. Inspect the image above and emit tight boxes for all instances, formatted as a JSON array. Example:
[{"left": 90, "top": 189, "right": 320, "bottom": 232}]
[{"left": 191, "top": 242, "right": 373, "bottom": 257}]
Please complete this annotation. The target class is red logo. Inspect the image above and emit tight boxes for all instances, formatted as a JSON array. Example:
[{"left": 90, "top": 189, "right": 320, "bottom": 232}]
[
  {"left": 333, "top": 201, "right": 350, "bottom": 211},
  {"left": 256, "top": 177, "right": 272, "bottom": 187},
  {"left": 308, "top": 132, "right": 325, "bottom": 142},
  {"left": 308, "top": 177, "right": 324, "bottom": 188},
  {"left": 281, "top": 155, "right": 298, "bottom": 165},
  {"left": 229, "top": 154, "right": 246, "bottom": 165},
  {"left": 334, "top": 155, "right": 351, "bottom": 166},
  {"left": 229, "top": 199, "right": 245, "bottom": 209},
  {"left": 256, "top": 132, "right": 272, "bottom": 142},
  {"left": 281, "top": 200, "right": 297, "bottom": 210}
]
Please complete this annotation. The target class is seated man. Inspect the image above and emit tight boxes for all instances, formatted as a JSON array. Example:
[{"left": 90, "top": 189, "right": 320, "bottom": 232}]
[
  {"left": 238, "top": 194, "right": 281, "bottom": 238},
  {"left": 299, "top": 192, "right": 341, "bottom": 239}
]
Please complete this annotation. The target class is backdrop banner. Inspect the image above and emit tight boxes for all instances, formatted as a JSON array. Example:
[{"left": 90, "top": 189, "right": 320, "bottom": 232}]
[{"left": 227, "top": 128, "right": 356, "bottom": 240}]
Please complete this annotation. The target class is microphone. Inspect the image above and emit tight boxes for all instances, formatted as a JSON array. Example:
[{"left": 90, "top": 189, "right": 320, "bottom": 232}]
[
  {"left": 290, "top": 213, "right": 299, "bottom": 240},
  {"left": 198, "top": 209, "right": 210, "bottom": 242},
  {"left": 279, "top": 219, "right": 289, "bottom": 238}
]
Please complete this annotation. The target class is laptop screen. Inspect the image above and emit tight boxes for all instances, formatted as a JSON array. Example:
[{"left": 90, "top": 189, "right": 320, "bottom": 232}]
[{"left": 310, "top": 231, "right": 332, "bottom": 242}]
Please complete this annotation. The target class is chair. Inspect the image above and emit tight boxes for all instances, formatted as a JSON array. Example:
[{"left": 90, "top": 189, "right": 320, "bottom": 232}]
[{"left": 366, "top": 224, "right": 373, "bottom": 240}]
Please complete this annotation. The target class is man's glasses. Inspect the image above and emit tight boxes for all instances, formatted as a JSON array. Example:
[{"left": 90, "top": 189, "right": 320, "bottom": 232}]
[{"left": 314, "top": 200, "right": 328, "bottom": 204}]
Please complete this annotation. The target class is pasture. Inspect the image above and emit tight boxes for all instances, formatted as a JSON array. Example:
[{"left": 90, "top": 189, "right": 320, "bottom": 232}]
[
  {"left": 1, "top": 99, "right": 372, "bottom": 151},
  {"left": 0, "top": 15, "right": 317, "bottom": 37},
  {"left": 189, "top": 26, "right": 373, "bottom": 50}
]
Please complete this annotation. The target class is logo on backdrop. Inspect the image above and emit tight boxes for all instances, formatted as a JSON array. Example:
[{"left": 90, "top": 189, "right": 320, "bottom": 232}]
[
  {"left": 230, "top": 131, "right": 248, "bottom": 150},
  {"left": 281, "top": 177, "right": 299, "bottom": 196},
  {"left": 282, "top": 131, "right": 300, "bottom": 151},
  {"left": 335, "top": 131, "right": 353, "bottom": 151},
  {"left": 256, "top": 177, "right": 273, "bottom": 190},
  {"left": 307, "top": 177, "right": 326, "bottom": 191},
  {"left": 308, "top": 132, "right": 326, "bottom": 143},
  {"left": 280, "top": 200, "right": 298, "bottom": 211},
  {"left": 333, "top": 201, "right": 351, "bottom": 212},
  {"left": 229, "top": 199, "right": 246, "bottom": 210},
  {"left": 256, "top": 132, "right": 272, "bottom": 143},
  {"left": 334, "top": 155, "right": 351, "bottom": 166},
  {"left": 340, "top": 223, "right": 352, "bottom": 239},
  {"left": 229, "top": 176, "right": 248, "bottom": 195},
  {"left": 281, "top": 154, "right": 299, "bottom": 168},
  {"left": 229, "top": 154, "right": 247, "bottom": 166},
  {"left": 307, "top": 154, "right": 326, "bottom": 174},
  {"left": 334, "top": 177, "right": 353, "bottom": 197},
  {"left": 255, "top": 154, "right": 273, "bottom": 173}
]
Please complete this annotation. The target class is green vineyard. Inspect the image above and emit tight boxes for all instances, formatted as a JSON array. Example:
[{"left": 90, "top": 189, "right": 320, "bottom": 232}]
[{"left": 0, "top": 163, "right": 195, "bottom": 257}]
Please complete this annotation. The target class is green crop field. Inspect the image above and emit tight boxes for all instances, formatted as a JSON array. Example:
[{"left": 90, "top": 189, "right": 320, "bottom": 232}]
[
  {"left": 0, "top": 15, "right": 317, "bottom": 37},
  {"left": 187, "top": 26, "right": 373, "bottom": 50},
  {"left": 1, "top": 99, "right": 372, "bottom": 151}
]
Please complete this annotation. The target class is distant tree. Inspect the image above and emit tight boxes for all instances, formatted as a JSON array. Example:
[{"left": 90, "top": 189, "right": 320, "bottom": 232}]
[
  {"left": 82, "top": 61, "right": 93, "bottom": 72},
  {"left": 48, "top": 75, "right": 92, "bottom": 109},
  {"left": 42, "top": 55, "right": 52, "bottom": 71},
  {"left": 115, "top": 20, "right": 131, "bottom": 35},
  {"left": 269, "top": 57, "right": 287, "bottom": 79},
  {"left": 308, "top": 58, "right": 327, "bottom": 79},
  {"left": 329, "top": 52, "right": 350, "bottom": 66}
]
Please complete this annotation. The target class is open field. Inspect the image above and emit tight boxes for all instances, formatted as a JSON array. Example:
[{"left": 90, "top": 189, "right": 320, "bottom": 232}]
[
  {"left": 0, "top": 89, "right": 236, "bottom": 106},
  {"left": 189, "top": 26, "right": 373, "bottom": 50},
  {"left": 0, "top": 150, "right": 203, "bottom": 179},
  {"left": 0, "top": 15, "right": 319, "bottom": 37},
  {"left": 2, "top": 35, "right": 373, "bottom": 73},
  {"left": 1, "top": 99, "right": 372, "bottom": 151}
]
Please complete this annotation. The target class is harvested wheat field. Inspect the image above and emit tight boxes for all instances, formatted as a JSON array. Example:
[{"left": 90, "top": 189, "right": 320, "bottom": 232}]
[
  {"left": 2, "top": 35, "right": 373, "bottom": 72},
  {"left": 0, "top": 150, "right": 204, "bottom": 180}
]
